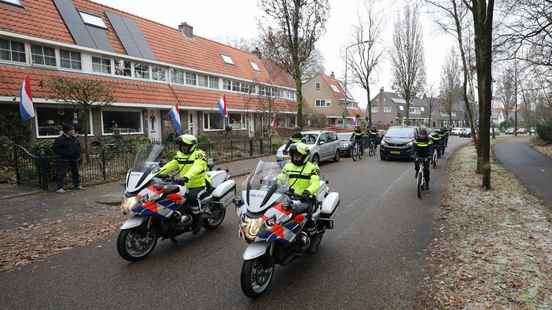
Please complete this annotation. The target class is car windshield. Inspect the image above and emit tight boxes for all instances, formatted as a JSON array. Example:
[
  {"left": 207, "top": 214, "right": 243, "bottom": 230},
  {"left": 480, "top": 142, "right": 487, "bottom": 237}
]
[
  {"left": 301, "top": 133, "right": 318, "bottom": 144},
  {"left": 337, "top": 133, "right": 352, "bottom": 141},
  {"left": 385, "top": 127, "right": 415, "bottom": 138}
]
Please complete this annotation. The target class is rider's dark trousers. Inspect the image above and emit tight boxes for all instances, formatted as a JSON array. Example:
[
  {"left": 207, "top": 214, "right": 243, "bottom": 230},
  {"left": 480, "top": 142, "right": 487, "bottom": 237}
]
[{"left": 415, "top": 158, "right": 430, "bottom": 183}]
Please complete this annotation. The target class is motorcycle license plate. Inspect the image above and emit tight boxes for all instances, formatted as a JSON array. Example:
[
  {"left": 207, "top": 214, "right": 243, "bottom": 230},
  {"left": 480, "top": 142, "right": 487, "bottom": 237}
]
[{"left": 390, "top": 151, "right": 401, "bottom": 155}]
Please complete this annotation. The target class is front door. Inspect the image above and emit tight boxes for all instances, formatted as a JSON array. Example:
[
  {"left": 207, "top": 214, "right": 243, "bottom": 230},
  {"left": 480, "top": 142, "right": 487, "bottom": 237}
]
[{"left": 148, "top": 109, "right": 162, "bottom": 143}]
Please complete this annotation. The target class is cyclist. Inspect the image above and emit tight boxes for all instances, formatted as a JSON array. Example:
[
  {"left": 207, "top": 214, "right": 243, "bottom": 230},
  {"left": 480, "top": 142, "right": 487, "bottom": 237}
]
[
  {"left": 441, "top": 127, "right": 450, "bottom": 148},
  {"left": 414, "top": 129, "right": 433, "bottom": 190},
  {"left": 367, "top": 127, "right": 379, "bottom": 151},
  {"left": 351, "top": 126, "right": 364, "bottom": 156},
  {"left": 430, "top": 129, "right": 444, "bottom": 158}
]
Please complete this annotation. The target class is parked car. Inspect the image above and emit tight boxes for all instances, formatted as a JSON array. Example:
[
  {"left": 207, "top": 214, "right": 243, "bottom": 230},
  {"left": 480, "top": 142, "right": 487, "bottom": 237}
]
[
  {"left": 337, "top": 132, "right": 353, "bottom": 156},
  {"left": 459, "top": 128, "right": 472, "bottom": 138},
  {"left": 276, "top": 130, "right": 340, "bottom": 165},
  {"left": 380, "top": 126, "right": 419, "bottom": 161},
  {"left": 504, "top": 128, "right": 514, "bottom": 135},
  {"left": 451, "top": 127, "right": 463, "bottom": 136},
  {"left": 517, "top": 127, "right": 528, "bottom": 135},
  {"left": 530, "top": 127, "right": 536, "bottom": 135}
]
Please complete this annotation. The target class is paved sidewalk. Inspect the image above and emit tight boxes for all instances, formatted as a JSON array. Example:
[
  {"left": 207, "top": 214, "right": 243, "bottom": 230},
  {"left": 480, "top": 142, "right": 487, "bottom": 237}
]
[
  {"left": 0, "top": 155, "right": 272, "bottom": 230},
  {"left": 495, "top": 141, "right": 552, "bottom": 206}
]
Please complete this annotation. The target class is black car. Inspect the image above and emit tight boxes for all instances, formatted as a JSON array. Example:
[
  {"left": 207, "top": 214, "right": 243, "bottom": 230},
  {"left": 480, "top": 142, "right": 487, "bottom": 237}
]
[{"left": 380, "top": 126, "right": 419, "bottom": 160}]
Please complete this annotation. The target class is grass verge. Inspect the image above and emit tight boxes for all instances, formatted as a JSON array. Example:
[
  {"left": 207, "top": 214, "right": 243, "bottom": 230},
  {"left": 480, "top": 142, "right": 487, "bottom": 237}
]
[{"left": 416, "top": 144, "right": 552, "bottom": 309}]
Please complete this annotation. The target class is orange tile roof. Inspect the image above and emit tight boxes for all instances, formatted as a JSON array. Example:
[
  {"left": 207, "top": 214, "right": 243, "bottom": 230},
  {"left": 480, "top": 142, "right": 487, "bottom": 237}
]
[
  {"left": 0, "top": 0, "right": 294, "bottom": 88},
  {"left": 0, "top": 66, "right": 296, "bottom": 112},
  {"left": 319, "top": 73, "right": 351, "bottom": 101}
]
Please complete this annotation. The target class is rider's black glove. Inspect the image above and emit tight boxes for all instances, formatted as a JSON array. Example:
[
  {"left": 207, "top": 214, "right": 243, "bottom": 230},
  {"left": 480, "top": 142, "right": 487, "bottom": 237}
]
[
  {"left": 302, "top": 191, "right": 312, "bottom": 201},
  {"left": 174, "top": 176, "right": 189, "bottom": 185}
]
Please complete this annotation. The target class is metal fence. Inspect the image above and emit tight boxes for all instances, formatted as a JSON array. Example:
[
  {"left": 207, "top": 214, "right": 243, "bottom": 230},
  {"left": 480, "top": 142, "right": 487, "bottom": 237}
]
[{"left": 12, "top": 138, "right": 278, "bottom": 190}]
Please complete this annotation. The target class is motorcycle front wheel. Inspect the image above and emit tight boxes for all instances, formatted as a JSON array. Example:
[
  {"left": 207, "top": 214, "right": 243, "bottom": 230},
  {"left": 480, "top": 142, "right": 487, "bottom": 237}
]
[
  {"left": 203, "top": 206, "right": 226, "bottom": 230},
  {"left": 241, "top": 257, "right": 275, "bottom": 298},
  {"left": 117, "top": 226, "right": 158, "bottom": 262}
]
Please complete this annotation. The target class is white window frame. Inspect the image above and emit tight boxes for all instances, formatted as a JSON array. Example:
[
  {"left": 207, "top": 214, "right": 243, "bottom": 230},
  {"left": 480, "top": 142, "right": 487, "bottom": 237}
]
[
  {"left": 315, "top": 99, "right": 330, "bottom": 108},
  {"left": 114, "top": 58, "right": 132, "bottom": 77},
  {"left": 228, "top": 113, "right": 247, "bottom": 130},
  {"left": 92, "top": 55, "right": 112, "bottom": 74},
  {"left": 202, "top": 112, "right": 225, "bottom": 131},
  {"left": 30, "top": 44, "right": 57, "bottom": 67},
  {"left": 79, "top": 12, "right": 107, "bottom": 29},
  {"left": 250, "top": 61, "right": 260, "bottom": 71},
  {"left": 59, "top": 49, "right": 82, "bottom": 71},
  {"left": 0, "top": 38, "right": 26, "bottom": 64},
  {"left": 171, "top": 68, "right": 185, "bottom": 84},
  {"left": 133, "top": 62, "right": 150, "bottom": 80},
  {"left": 185, "top": 71, "right": 197, "bottom": 85},
  {"left": 151, "top": 65, "right": 167, "bottom": 81},
  {"left": 221, "top": 54, "right": 234, "bottom": 65},
  {"left": 371, "top": 106, "right": 379, "bottom": 113},
  {"left": 384, "top": 106, "right": 392, "bottom": 113},
  {"left": 35, "top": 106, "right": 94, "bottom": 139},
  {"left": 100, "top": 109, "right": 144, "bottom": 136},
  {"left": 0, "top": 0, "right": 22, "bottom": 7}
]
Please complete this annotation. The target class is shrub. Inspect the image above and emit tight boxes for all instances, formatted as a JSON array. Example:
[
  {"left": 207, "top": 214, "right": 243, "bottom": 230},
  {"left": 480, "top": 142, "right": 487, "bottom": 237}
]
[
  {"left": 536, "top": 121, "right": 552, "bottom": 143},
  {"left": 31, "top": 140, "right": 55, "bottom": 157},
  {"left": 499, "top": 120, "right": 513, "bottom": 131},
  {"left": 197, "top": 133, "right": 210, "bottom": 144}
]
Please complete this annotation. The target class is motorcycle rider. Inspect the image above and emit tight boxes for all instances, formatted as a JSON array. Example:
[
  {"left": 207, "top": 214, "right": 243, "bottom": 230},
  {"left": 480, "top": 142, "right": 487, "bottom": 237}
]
[
  {"left": 414, "top": 129, "right": 433, "bottom": 189},
  {"left": 278, "top": 143, "right": 320, "bottom": 229},
  {"left": 284, "top": 129, "right": 303, "bottom": 152},
  {"left": 158, "top": 134, "right": 209, "bottom": 233}
]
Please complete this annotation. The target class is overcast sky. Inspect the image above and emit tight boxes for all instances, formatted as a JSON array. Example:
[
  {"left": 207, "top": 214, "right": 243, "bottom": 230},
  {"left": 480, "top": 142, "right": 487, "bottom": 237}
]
[{"left": 94, "top": 0, "right": 456, "bottom": 109}]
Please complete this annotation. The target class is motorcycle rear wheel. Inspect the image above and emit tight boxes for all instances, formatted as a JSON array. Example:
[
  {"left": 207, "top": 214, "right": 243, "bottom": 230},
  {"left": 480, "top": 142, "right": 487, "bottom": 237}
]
[
  {"left": 203, "top": 206, "right": 226, "bottom": 230},
  {"left": 241, "top": 257, "right": 274, "bottom": 298},
  {"left": 117, "top": 227, "right": 157, "bottom": 262},
  {"left": 307, "top": 232, "right": 324, "bottom": 254}
]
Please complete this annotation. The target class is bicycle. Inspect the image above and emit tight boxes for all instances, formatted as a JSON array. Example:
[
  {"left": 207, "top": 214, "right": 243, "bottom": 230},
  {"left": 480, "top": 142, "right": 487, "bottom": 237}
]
[
  {"left": 351, "top": 140, "right": 363, "bottom": 161},
  {"left": 368, "top": 140, "right": 376, "bottom": 157},
  {"left": 415, "top": 158, "right": 430, "bottom": 199},
  {"left": 431, "top": 148, "right": 438, "bottom": 169}
]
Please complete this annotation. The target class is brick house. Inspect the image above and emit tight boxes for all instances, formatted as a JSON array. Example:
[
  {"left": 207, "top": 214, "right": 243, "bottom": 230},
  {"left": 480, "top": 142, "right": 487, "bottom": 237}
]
[
  {"left": 302, "top": 72, "right": 362, "bottom": 128},
  {"left": 0, "top": 0, "right": 297, "bottom": 143},
  {"left": 370, "top": 87, "right": 469, "bottom": 128}
]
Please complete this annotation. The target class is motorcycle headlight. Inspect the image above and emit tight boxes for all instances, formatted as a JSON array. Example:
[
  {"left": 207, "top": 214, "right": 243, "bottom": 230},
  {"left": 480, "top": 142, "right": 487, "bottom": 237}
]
[
  {"left": 241, "top": 217, "right": 264, "bottom": 241},
  {"left": 120, "top": 196, "right": 140, "bottom": 215}
]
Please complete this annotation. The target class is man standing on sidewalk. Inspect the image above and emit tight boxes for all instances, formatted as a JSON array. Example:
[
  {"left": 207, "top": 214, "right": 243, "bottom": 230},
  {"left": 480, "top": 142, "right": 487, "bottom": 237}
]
[{"left": 53, "top": 123, "right": 83, "bottom": 193}]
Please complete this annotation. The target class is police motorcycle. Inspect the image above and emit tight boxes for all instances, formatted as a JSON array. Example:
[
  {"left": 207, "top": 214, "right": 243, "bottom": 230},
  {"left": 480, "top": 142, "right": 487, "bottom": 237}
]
[
  {"left": 235, "top": 161, "right": 340, "bottom": 297},
  {"left": 117, "top": 144, "right": 236, "bottom": 262}
]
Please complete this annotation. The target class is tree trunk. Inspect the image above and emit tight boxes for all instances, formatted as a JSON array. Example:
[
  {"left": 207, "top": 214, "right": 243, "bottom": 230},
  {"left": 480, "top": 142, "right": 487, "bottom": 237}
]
[
  {"left": 405, "top": 96, "right": 410, "bottom": 125},
  {"left": 293, "top": 66, "right": 304, "bottom": 129},
  {"left": 367, "top": 87, "right": 372, "bottom": 128}
]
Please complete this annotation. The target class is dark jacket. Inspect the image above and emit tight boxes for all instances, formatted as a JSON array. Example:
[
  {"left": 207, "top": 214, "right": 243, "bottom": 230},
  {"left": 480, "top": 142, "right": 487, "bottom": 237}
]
[
  {"left": 53, "top": 134, "right": 81, "bottom": 160},
  {"left": 414, "top": 138, "right": 433, "bottom": 158}
]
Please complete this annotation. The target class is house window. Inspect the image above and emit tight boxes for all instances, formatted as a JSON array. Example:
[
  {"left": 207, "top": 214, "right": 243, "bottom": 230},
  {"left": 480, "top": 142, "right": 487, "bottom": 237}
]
[
  {"left": 0, "top": 38, "right": 25, "bottom": 63},
  {"left": 151, "top": 65, "right": 166, "bottom": 81},
  {"left": 223, "top": 79, "right": 232, "bottom": 91},
  {"left": 0, "top": 0, "right": 23, "bottom": 6},
  {"left": 250, "top": 61, "right": 260, "bottom": 71},
  {"left": 79, "top": 12, "right": 107, "bottom": 29},
  {"left": 399, "top": 105, "right": 404, "bottom": 111},
  {"left": 114, "top": 59, "right": 131, "bottom": 77},
  {"left": 134, "top": 63, "right": 150, "bottom": 79},
  {"left": 259, "top": 86, "right": 267, "bottom": 96},
  {"left": 315, "top": 82, "right": 320, "bottom": 90},
  {"left": 452, "top": 112, "right": 457, "bottom": 118},
  {"left": 60, "top": 50, "right": 81, "bottom": 70},
  {"left": 229, "top": 113, "right": 246, "bottom": 130},
  {"left": 420, "top": 107, "right": 425, "bottom": 112},
  {"left": 198, "top": 74, "right": 209, "bottom": 87},
  {"left": 31, "top": 45, "right": 56, "bottom": 67},
  {"left": 208, "top": 76, "right": 219, "bottom": 89},
  {"left": 240, "top": 82, "right": 251, "bottom": 94},
  {"left": 185, "top": 72, "right": 197, "bottom": 85},
  {"left": 203, "top": 112, "right": 224, "bottom": 130},
  {"left": 35, "top": 107, "right": 92, "bottom": 138},
  {"left": 371, "top": 106, "right": 379, "bottom": 113},
  {"left": 221, "top": 54, "right": 234, "bottom": 65},
  {"left": 315, "top": 99, "right": 329, "bottom": 107},
  {"left": 384, "top": 106, "right": 392, "bottom": 113},
  {"left": 92, "top": 56, "right": 111, "bottom": 74},
  {"left": 232, "top": 80, "right": 241, "bottom": 92},
  {"left": 102, "top": 110, "right": 143, "bottom": 134},
  {"left": 172, "top": 69, "right": 185, "bottom": 84}
]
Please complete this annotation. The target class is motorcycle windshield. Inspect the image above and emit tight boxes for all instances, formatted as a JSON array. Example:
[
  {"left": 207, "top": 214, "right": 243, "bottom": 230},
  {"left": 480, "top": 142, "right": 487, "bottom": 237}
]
[
  {"left": 247, "top": 161, "right": 287, "bottom": 191},
  {"left": 132, "top": 144, "right": 164, "bottom": 172}
]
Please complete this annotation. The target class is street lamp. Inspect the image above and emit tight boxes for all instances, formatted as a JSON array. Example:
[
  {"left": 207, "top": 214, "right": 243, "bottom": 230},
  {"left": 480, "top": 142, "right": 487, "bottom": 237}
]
[{"left": 344, "top": 40, "right": 371, "bottom": 128}]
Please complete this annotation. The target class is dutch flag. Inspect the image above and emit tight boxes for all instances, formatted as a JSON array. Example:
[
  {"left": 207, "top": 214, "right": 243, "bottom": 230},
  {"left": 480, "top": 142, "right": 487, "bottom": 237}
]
[
  {"left": 169, "top": 103, "right": 182, "bottom": 134},
  {"left": 217, "top": 95, "right": 228, "bottom": 118},
  {"left": 19, "top": 76, "right": 35, "bottom": 122}
]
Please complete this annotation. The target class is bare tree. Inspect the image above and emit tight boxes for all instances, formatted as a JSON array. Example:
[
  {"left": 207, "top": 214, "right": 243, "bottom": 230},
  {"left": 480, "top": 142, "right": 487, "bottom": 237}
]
[
  {"left": 425, "top": 84, "right": 439, "bottom": 127},
  {"left": 391, "top": 5, "right": 426, "bottom": 124},
  {"left": 347, "top": 4, "right": 383, "bottom": 127},
  {"left": 259, "top": 0, "right": 329, "bottom": 129},
  {"left": 496, "top": 65, "right": 515, "bottom": 123},
  {"left": 464, "top": 0, "right": 496, "bottom": 190},
  {"left": 46, "top": 77, "right": 113, "bottom": 161},
  {"left": 424, "top": 0, "right": 480, "bottom": 167},
  {"left": 440, "top": 47, "right": 462, "bottom": 126}
]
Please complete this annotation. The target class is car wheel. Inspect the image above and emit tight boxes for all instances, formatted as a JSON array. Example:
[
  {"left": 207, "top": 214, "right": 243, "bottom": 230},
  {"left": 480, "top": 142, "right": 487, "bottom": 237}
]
[
  {"left": 334, "top": 150, "right": 340, "bottom": 162},
  {"left": 312, "top": 154, "right": 320, "bottom": 165},
  {"left": 380, "top": 152, "right": 386, "bottom": 161}
]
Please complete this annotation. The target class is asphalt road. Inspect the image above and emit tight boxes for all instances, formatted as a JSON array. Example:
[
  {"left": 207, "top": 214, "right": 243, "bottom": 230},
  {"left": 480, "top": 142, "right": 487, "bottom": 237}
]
[
  {"left": 0, "top": 137, "right": 466, "bottom": 310},
  {"left": 495, "top": 140, "right": 552, "bottom": 205}
]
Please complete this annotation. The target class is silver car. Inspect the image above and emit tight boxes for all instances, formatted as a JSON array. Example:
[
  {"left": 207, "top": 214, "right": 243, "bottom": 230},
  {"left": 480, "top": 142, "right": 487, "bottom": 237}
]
[{"left": 276, "top": 130, "right": 341, "bottom": 165}]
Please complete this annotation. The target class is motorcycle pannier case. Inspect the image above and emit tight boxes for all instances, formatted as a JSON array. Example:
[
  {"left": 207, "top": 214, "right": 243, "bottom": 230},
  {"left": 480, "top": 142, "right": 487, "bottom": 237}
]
[
  {"left": 320, "top": 192, "right": 339, "bottom": 218},
  {"left": 211, "top": 180, "right": 236, "bottom": 208}
]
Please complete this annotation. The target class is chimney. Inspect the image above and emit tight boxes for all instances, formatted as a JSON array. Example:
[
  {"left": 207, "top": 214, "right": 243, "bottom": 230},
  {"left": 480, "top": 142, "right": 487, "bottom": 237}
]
[
  {"left": 178, "top": 22, "right": 194, "bottom": 38},
  {"left": 330, "top": 71, "right": 335, "bottom": 78}
]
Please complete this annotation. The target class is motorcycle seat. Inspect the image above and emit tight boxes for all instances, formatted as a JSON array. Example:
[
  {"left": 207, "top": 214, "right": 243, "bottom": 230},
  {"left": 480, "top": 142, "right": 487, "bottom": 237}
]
[{"left": 292, "top": 202, "right": 310, "bottom": 214}]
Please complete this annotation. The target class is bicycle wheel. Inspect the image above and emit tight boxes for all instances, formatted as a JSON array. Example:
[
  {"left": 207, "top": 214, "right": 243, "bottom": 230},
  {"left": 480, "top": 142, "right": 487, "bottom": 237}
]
[
  {"left": 351, "top": 144, "right": 358, "bottom": 161},
  {"left": 432, "top": 152, "right": 437, "bottom": 169},
  {"left": 417, "top": 171, "right": 423, "bottom": 199}
]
